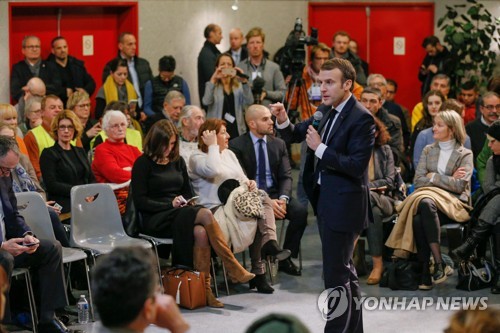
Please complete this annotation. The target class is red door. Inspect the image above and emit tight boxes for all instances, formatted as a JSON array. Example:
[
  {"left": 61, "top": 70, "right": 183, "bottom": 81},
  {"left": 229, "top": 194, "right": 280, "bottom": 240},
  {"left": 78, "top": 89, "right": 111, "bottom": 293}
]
[
  {"left": 9, "top": 2, "right": 138, "bottom": 115},
  {"left": 309, "top": 2, "right": 434, "bottom": 110}
]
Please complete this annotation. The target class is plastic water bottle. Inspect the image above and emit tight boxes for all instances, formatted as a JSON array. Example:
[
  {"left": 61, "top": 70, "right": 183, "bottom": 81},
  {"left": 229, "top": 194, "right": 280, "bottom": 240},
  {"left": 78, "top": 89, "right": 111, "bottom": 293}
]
[{"left": 77, "top": 295, "right": 89, "bottom": 324}]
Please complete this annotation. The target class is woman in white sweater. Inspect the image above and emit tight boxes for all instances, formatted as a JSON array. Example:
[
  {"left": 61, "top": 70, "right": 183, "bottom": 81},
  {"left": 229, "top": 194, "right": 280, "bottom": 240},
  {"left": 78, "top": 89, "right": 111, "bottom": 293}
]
[{"left": 189, "top": 118, "right": 290, "bottom": 294}]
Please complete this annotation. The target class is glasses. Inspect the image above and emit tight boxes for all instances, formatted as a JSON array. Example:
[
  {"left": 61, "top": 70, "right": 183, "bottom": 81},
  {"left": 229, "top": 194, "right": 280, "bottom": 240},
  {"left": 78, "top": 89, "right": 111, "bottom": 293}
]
[
  {"left": 109, "top": 123, "right": 127, "bottom": 130},
  {"left": 482, "top": 104, "right": 500, "bottom": 111},
  {"left": 76, "top": 103, "right": 91, "bottom": 109},
  {"left": 58, "top": 125, "right": 75, "bottom": 131},
  {"left": 24, "top": 45, "right": 41, "bottom": 50}
]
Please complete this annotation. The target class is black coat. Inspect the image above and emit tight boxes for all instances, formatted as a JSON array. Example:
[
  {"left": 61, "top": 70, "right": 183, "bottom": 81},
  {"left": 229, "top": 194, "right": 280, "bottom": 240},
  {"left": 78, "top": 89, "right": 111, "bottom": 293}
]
[
  {"left": 10, "top": 60, "right": 64, "bottom": 101},
  {"left": 46, "top": 54, "right": 96, "bottom": 98},
  {"left": 197, "top": 41, "right": 221, "bottom": 105}
]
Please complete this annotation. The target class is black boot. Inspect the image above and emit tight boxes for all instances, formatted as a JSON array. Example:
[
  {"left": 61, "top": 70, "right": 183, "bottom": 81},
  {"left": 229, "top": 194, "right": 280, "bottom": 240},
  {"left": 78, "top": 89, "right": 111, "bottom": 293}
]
[
  {"left": 491, "top": 231, "right": 500, "bottom": 294},
  {"left": 249, "top": 274, "right": 274, "bottom": 294},
  {"left": 451, "top": 220, "right": 493, "bottom": 262}
]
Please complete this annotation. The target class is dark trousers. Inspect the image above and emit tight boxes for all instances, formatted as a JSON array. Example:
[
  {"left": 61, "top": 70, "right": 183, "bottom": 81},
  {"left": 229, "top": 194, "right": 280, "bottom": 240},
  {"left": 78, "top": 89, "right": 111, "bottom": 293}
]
[
  {"left": 1, "top": 239, "right": 68, "bottom": 323},
  {"left": 283, "top": 198, "right": 308, "bottom": 258},
  {"left": 322, "top": 225, "right": 363, "bottom": 333}
]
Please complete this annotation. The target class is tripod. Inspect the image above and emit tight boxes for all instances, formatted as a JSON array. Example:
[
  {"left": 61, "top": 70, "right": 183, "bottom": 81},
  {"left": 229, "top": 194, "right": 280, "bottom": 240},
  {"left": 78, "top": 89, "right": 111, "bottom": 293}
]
[{"left": 284, "top": 73, "right": 313, "bottom": 122}]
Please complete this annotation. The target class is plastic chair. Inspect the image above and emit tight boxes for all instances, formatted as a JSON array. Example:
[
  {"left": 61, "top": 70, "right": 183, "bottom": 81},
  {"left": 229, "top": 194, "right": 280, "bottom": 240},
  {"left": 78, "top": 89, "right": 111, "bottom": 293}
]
[
  {"left": 69, "top": 184, "right": 152, "bottom": 258},
  {"left": 15, "top": 191, "right": 95, "bottom": 321},
  {"left": 12, "top": 268, "right": 37, "bottom": 333}
]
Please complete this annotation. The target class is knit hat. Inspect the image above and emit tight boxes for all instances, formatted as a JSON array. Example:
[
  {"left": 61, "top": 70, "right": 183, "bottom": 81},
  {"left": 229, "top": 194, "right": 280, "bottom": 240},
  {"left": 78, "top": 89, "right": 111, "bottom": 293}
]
[
  {"left": 158, "top": 55, "right": 176, "bottom": 72},
  {"left": 487, "top": 120, "right": 500, "bottom": 141}
]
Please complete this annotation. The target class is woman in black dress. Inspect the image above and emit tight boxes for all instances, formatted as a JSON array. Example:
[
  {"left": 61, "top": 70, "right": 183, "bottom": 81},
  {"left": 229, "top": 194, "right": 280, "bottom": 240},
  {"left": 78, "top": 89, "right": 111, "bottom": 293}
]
[{"left": 131, "top": 119, "right": 254, "bottom": 308}]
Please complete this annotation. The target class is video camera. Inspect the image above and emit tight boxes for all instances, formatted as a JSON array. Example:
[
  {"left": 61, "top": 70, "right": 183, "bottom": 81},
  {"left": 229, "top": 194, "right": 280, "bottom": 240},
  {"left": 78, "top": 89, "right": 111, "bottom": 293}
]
[{"left": 279, "top": 18, "right": 318, "bottom": 81}]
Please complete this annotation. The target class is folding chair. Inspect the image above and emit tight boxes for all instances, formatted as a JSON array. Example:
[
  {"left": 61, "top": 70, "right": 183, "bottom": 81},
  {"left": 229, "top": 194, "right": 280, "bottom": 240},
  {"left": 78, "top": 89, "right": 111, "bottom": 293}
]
[
  {"left": 15, "top": 191, "right": 95, "bottom": 321},
  {"left": 11, "top": 268, "right": 38, "bottom": 333}
]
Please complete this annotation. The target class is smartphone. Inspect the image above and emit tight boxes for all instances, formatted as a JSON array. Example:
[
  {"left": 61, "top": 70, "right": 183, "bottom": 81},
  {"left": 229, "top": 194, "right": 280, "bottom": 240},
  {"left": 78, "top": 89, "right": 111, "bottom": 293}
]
[
  {"left": 53, "top": 202, "right": 63, "bottom": 211},
  {"left": 221, "top": 68, "right": 236, "bottom": 76},
  {"left": 129, "top": 99, "right": 138, "bottom": 107},
  {"left": 23, "top": 242, "right": 39, "bottom": 247}
]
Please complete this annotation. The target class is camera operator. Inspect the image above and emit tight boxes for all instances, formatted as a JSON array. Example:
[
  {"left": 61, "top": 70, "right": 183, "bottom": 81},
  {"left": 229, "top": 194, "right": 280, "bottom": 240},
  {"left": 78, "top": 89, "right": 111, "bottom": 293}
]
[{"left": 238, "top": 27, "right": 286, "bottom": 107}]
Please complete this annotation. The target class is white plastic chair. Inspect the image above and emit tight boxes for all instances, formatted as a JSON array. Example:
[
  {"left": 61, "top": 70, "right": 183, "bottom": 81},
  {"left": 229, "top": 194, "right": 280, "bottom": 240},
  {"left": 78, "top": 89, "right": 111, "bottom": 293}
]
[
  {"left": 15, "top": 191, "right": 95, "bottom": 321},
  {"left": 69, "top": 184, "right": 152, "bottom": 257},
  {"left": 12, "top": 268, "right": 37, "bottom": 333}
]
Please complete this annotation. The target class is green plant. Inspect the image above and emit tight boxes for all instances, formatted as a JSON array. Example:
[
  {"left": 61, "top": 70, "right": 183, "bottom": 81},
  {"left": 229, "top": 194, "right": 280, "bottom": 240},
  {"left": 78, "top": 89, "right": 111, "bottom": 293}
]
[{"left": 438, "top": 0, "right": 499, "bottom": 91}]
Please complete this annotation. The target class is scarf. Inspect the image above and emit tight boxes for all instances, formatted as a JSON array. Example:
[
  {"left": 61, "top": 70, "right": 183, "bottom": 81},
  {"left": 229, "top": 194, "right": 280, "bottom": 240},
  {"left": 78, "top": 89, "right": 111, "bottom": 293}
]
[
  {"left": 102, "top": 75, "right": 137, "bottom": 105},
  {"left": 12, "top": 164, "right": 37, "bottom": 193}
]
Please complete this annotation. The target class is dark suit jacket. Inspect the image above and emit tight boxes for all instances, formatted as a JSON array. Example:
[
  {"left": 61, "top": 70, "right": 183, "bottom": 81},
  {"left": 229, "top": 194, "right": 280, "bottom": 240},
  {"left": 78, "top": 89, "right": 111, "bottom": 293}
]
[
  {"left": 198, "top": 41, "right": 221, "bottom": 104},
  {"left": 229, "top": 133, "right": 292, "bottom": 198},
  {"left": 225, "top": 47, "right": 248, "bottom": 63},
  {"left": 47, "top": 54, "right": 96, "bottom": 97},
  {"left": 39, "top": 143, "right": 95, "bottom": 213},
  {"left": 0, "top": 176, "right": 31, "bottom": 240},
  {"left": 465, "top": 118, "right": 488, "bottom": 162},
  {"left": 10, "top": 60, "right": 64, "bottom": 101},
  {"left": 278, "top": 95, "right": 375, "bottom": 233}
]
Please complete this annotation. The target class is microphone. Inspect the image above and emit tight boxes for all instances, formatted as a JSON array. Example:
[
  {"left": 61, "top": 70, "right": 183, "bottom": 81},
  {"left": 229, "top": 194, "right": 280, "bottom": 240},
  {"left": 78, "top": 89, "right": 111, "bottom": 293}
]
[{"left": 312, "top": 111, "right": 323, "bottom": 130}]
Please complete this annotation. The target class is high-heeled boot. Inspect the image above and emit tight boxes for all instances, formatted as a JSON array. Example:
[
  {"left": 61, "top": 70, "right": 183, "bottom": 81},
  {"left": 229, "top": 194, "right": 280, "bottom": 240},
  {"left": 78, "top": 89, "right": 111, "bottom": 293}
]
[
  {"left": 451, "top": 219, "right": 493, "bottom": 262},
  {"left": 204, "top": 222, "right": 255, "bottom": 283},
  {"left": 491, "top": 231, "right": 500, "bottom": 294},
  {"left": 193, "top": 246, "right": 224, "bottom": 308}
]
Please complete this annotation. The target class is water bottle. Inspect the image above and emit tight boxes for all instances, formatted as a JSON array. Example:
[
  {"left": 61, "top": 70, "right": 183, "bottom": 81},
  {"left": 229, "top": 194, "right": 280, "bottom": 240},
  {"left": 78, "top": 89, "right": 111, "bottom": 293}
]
[{"left": 77, "top": 295, "right": 89, "bottom": 324}]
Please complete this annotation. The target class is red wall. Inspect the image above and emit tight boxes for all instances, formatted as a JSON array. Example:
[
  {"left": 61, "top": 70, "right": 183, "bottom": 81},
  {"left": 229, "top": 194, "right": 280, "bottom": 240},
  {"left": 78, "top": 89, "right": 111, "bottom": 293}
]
[
  {"left": 9, "top": 2, "right": 138, "bottom": 113},
  {"left": 309, "top": 2, "right": 434, "bottom": 110}
]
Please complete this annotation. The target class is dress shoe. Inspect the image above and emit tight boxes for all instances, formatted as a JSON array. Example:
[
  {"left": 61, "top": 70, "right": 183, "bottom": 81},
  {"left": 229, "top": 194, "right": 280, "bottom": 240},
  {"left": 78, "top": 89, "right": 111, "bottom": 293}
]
[
  {"left": 38, "top": 318, "right": 71, "bottom": 333},
  {"left": 249, "top": 274, "right": 274, "bottom": 294},
  {"left": 278, "top": 258, "right": 301, "bottom": 276},
  {"left": 261, "top": 240, "right": 291, "bottom": 261},
  {"left": 433, "top": 262, "right": 453, "bottom": 284}
]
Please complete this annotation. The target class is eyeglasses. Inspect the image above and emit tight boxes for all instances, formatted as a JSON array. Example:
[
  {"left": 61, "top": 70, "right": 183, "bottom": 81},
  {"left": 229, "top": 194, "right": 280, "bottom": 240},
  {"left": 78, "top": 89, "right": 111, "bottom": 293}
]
[
  {"left": 109, "top": 123, "right": 127, "bottom": 130},
  {"left": 58, "top": 125, "right": 75, "bottom": 131},
  {"left": 482, "top": 104, "right": 500, "bottom": 111},
  {"left": 76, "top": 103, "right": 91, "bottom": 109},
  {"left": 24, "top": 45, "right": 41, "bottom": 50}
]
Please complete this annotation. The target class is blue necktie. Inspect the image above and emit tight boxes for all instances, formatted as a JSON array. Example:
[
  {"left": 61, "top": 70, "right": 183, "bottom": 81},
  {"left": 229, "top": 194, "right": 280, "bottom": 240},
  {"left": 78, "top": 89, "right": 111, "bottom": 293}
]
[{"left": 257, "top": 139, "right": 267, "bottom": 191}]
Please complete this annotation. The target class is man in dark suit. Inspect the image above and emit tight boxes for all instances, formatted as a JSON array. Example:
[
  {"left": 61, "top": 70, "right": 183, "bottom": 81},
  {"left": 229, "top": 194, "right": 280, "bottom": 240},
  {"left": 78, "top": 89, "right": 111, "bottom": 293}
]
[
  {"left": 226, "top": 28, "right": 248, "bottom": 64},
  {"left": 271, "top": 58, "right": 374, "bottom": 333},
  {"left": 10, "top": 36, "right": 64, "bottom": 102},
  {"left": 229, "top": 105, "right": 307, "bottom": 277},
  {"left": 0, "top": 136, "right": 68, "bottom": 333},
  {"left": 198, "top": 24, "right": 222, "bottom": 109}
]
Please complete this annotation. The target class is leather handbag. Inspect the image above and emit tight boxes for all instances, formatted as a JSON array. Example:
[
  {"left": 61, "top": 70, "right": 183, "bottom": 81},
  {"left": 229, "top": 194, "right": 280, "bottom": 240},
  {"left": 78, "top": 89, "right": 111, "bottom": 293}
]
[
  {"left": 380, "top": 260, "right": 419, "bottom": 291},
  {"left": 456, "top": 257, "right": 493, "bottom": 291},
  {"left": 122, "top": 186, "right": 140, "bottom": 237},
  {"left": 161, "top": 266, "right": 206, "bottom": 309}
]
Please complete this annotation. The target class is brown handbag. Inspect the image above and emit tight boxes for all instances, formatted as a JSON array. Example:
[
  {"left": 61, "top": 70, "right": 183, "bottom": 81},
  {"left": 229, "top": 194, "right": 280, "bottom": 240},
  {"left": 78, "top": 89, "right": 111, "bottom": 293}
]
[{"left": 161, "top": 267, "right": 206, "bottom": 309}]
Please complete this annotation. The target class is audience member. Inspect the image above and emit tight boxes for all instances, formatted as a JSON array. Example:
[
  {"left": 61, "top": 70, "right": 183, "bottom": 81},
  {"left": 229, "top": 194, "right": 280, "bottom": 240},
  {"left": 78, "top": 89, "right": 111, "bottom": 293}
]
[
  {"left": 91, "top": 101, "right": 142, "bottom": 152},
  {"left": 198, "top": 24, "right": 223, "bottom": 107},
  {"left": 459, "top": 81, "right": 480, "bottom": 125},
  {"left": 230, "top": 105, "right": 307, "bottom": 276},
  {"left": 92, "top": 247, "right": 189, "bottom": 333},
  {"left": 96, "top": 58, "right": 138, "bottom": 119},
  {"left": 365, "top": 118, "right": 396, "bottom": 285},
  {"left": 0, "top": 123, "right": 68, "bottom": 246},
  {"left": 367, "top": 74, "right": 410, "bottom": 150},
  {"left": 47, "top": 36, "right": 96, "bottom": 105},
  {"left": 145, "top": 90, "right": 186, "bottom": 132},
  {"left": 238, "top": 27, "right": 286, "bottom": 107},
  {"left": 189, "top": 119, "right": 289, "bottom": 294},
  {"left": 0, "top": 104, "right": 28, "bottom": 155},
  {"left": 418, "top": 36, "right": 454, "bottom": 96},
  {"left": 444, "top": 308, "right": 500, "bottom": 333},
  {"left": 132, "top": 120, "right": 254, "bottom": 307},
  {"left": 226, "top": 28, "right": 248, "bottom": 64},
  {"left": 20, "top": 95, "right": 43, "bottom": 135},
  {"left": 0, "top": 266, "right": 7, "bottom": 333},
  {"left": 24, "top": 95, "right": 79, "bottom": 179},
  {"left": 348, "top": 38, "right": 369, "bottom": 77},
  {"left": 331, "top": 30, "right": 366, "bottom": 85},
  {"left": 245, "top": 313, "right": 310, "bottom": 333},
  {"left": 10, "top": 36, "right": 63, "bottom": 102},
  {"left": 451, "top": 120, "right": 500, "bottom": 294},
  {"left": 386, "top": 111, "right": 472, "bottom": 290},
  {"left": 178, "top": 105, "right": 206, "bottom": 170},
  {"left": 0, "top": 136, "right": 68, "bottom": 333},
  {"left": 14, "top": 77, "right": 45, "bottom": 125},
  {"left": 361, "top": 88, "right": 404, "bottom": 162},
  {"left": 102, "top": 32, "right": 153, "bottom": 109},
  {"left": 202, "top": 53, "right": 252, "bottom": 138},
  {"left": 412, "top": 74, "right": 451, "bottom": 131},
  {"left": 386, "top": 79, "right": 411, "bottom": 131},
  {"left": 67, "top": 91, "right": 101, "bottom": 152},
  {"left": 143, "top": 55, "right": 191, "bottom": 116},
  {"left": 92, "top": 110, "right": 141, "bottom": 214},
  {"left": 40, "top": 110, "right": 95, "bottom": 214},
  {"left": 466, "top": 92, "right": 499, "bottom": 161},
  {"left": 410, "top": 90, "right": 446, "bottom": 165}
]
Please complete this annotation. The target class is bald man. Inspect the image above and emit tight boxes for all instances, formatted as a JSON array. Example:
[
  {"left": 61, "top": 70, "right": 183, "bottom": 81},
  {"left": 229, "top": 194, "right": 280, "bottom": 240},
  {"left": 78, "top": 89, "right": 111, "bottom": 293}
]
[
  {"left": 230, "top": 104, "right": 308, "bottom": 277},
  {"left": 226, "top": 28, "right": 248, "bottom": 64},
  {"left": 15, "top": 77, "right": 46, "bottom": 125}
]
